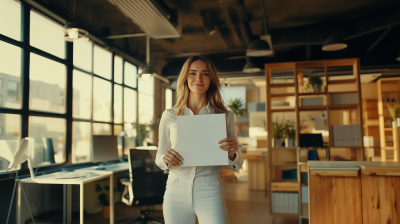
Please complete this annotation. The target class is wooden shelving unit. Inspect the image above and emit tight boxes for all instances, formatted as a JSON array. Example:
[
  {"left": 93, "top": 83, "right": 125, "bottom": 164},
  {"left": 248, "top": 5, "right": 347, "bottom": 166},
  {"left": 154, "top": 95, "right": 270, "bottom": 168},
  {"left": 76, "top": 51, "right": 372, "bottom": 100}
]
[
  {"left": 377, "top": 78, "right": 400, "bottom": 161},
  {"left": 265, "top": 58, "right": 364, "bottom": 223},
  {"left": 362, "top": 99, "right": 380, "bottom": 161}
]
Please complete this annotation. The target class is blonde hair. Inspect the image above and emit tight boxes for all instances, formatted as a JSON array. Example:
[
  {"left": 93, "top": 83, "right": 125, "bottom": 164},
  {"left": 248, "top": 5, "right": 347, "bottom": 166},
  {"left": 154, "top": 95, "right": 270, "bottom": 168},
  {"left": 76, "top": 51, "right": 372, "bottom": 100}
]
[{"left": 173, "top": 55, "right": 227, "bottom": 116}]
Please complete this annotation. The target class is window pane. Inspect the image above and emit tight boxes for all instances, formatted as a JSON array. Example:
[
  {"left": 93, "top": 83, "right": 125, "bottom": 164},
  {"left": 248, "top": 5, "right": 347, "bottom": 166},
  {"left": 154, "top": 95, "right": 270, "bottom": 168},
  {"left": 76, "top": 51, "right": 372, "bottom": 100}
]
[
  {"left": 0, "top": 114, "right": 21, "bottom": 172},
  {"left": 138, "top": 93, "right": 154, "bottom": 124},
  {"left": 114, "top": 124, "right": 123, "bottom": 136},
  {"left": 124, "top": 122, "right": 136, "bottom": 154},
  {"left": 73, "top": 39, "right": 92, "bottom": 72},
  {"left": 114, "top": 85, "right": 123, "bottom": 123},
  {"left": 93, "top": 123, "right": 111, "bottom": 135},
  {"left": 0, "top": 41, "right": 21, "bottom": 109},
  {"left": 124, "top": 62, "right": 137, "bottom": 88},
  {"left": 114, "top": 55, "right": 123, "bottom": 84},
  {"left": 166, "top": 89, "right": 173, "bottom": 109},
  {"left": 30, "top": 10, "right": 65, "bottom": 59},
  {"left": 30, "top": 53, "right": 66, "bottom": 113},
  {"left": 124, "top": 88, "right": 137, "bottom": 123},
  {"left": 93, "top": 77, "right": 112, "bottom": 122},
  {"left": 73, "top": 70, "right": 92, "bottom": 119},
  {"left": 94, "top": 45, "right": 112, "bottom": 80},
  {"left": 138, "top": 76, "right": 154, "bottom": 95},
  {"left": 72, "top": 121, "right": 91, "bottom": 164},
  {"left": 28, "top": 116, "right": 66, "bottom": 166},
  {"left": 0, "top": 0, "right": 21, "bottom": 41}
]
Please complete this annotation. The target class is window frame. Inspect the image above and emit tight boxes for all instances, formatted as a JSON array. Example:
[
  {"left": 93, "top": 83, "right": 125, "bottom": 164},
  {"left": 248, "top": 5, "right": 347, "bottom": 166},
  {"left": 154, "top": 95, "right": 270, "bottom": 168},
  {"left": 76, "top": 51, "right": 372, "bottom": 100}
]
[{"left": 0, "top": 2, "right": 147, "bottom": 179}]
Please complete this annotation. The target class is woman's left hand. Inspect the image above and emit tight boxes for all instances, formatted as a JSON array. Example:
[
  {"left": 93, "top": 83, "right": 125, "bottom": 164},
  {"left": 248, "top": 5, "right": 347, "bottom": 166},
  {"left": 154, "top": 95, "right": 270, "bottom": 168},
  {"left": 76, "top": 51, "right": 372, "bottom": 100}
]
[{"left": 218, "top": 137, "right": 239, "bottom": 161}]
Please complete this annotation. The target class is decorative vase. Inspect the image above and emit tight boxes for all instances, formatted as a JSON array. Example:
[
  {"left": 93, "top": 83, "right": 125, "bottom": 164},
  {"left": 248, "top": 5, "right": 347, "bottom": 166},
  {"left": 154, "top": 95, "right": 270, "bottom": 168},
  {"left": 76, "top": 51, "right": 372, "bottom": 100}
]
[
  {"left": 102, "top": 206, "right": 110, "bottom": 218},
  {"left": 312, "top": 84, "right": 321, "bottom": 92},
  {"left": 392, "top": 121, "right": 396, "bottom": 129},
  {"left": 285, "top": 138, "right": 296, "bottom": 147},
  {"left": 274, "top": 139, "right": 282, "bottom": 148},
  {"left": 397, "top": 118, "right": 400, "bottom": 127}
]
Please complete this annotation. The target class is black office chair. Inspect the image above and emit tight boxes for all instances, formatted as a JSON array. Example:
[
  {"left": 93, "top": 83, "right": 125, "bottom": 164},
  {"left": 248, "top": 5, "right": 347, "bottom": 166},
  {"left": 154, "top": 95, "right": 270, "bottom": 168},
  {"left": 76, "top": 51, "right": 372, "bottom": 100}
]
[{"left": 117, "top": 149, "right": 166, "bottom": 224}]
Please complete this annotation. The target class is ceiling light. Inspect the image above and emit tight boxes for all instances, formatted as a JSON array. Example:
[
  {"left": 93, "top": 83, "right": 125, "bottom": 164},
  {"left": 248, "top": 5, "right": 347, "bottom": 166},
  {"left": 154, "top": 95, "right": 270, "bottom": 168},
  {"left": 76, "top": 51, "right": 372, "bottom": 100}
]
[
  {"left": 322, "top": 36, "right": 347, "bottom": 51},
  {"left": 246, "top": 39, "right": 273, "bottom": 57},
  {"left": 138, "top": 66, "right": 153, "bottom": 80},
  {"left": 64, "top": 24, "right": 88, "bottom": 42},
  {"left": 397, "top": 52, "right": 400, "bottom": 62},
  {"left": 243, "top": 58, "right": 261, "bottom": 73}
]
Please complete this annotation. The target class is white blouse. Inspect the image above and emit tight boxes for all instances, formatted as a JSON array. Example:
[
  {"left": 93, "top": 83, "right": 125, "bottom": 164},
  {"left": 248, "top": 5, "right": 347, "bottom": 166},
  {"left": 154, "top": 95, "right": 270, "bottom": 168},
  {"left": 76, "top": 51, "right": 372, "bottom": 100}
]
[{"left": 155, "top": 103, "right": 244, "bottom": 177}]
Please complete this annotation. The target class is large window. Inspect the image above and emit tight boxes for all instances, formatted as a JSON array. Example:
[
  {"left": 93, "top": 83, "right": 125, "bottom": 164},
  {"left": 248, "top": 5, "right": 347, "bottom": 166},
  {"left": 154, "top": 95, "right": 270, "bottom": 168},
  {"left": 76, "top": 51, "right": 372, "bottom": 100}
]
[{"left": 0, "top": 1, "right": 149, "bottom": 173}]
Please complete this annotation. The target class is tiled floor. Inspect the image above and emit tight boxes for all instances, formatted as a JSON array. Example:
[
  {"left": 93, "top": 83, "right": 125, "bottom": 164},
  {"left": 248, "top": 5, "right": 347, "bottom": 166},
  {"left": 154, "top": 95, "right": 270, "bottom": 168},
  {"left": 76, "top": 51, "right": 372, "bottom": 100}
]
[{"left": 74, "top": 182, "right": 299, "bottom": 224}]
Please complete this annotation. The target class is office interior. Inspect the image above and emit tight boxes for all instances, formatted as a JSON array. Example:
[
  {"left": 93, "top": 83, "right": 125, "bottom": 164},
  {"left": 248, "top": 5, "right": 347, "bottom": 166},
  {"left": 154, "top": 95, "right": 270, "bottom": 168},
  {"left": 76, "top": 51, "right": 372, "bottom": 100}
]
[{"left": 1, "top": 0, "right": 400, "bottom": 223}]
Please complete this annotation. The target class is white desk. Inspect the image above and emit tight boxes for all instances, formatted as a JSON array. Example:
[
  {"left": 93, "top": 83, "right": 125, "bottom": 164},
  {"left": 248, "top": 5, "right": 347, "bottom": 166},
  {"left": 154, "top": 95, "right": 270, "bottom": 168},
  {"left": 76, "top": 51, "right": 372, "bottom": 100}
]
[
  {"left": 74, "top": 162, "right": 129, "bottom": 223},
  {"left": 18, "top": 172, "right": 112, "bottom": 224}
]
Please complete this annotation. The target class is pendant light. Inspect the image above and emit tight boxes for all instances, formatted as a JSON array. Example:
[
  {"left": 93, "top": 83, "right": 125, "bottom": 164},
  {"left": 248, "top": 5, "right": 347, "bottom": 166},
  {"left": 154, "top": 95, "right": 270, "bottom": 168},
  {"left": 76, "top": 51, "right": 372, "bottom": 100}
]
[
  {"left": 64, "top": 0, "right": 88, "bottom": 42},
  {"left": 138, "top": 36, "right": 153, "bottom": 80},
  {"left": 243, "top": 57, "right": 261, "bottom": 73},
  {"left": 396, "top": 52, "right": 400, "bottom": 62},
  {"left": 246, "top": 0, "right": 273, "bottom": 57},
  {"left": 322, "top": 36, "right": 347, "bottom": 51}
]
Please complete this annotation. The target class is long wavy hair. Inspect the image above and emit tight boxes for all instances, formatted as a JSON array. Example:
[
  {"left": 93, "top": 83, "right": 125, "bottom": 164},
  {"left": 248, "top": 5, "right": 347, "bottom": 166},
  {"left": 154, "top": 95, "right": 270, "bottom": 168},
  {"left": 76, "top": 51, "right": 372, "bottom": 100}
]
[{"left": 173, "top": 55, "right": 227, "bottom": 116}]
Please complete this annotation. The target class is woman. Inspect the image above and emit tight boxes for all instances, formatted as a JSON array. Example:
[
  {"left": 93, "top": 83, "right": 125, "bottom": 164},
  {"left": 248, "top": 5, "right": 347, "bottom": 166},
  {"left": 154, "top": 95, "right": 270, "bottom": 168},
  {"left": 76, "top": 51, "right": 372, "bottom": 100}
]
[{"left": 156, "top": 55, "right": 243, "bottom": 224}]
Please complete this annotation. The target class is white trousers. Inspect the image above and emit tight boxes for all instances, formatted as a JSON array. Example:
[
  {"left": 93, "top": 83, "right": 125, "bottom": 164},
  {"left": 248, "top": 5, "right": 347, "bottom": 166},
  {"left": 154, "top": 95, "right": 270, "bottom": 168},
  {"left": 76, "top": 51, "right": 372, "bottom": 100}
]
[{"left": 163, "top": 173, "right": 228, "bottom": 224}]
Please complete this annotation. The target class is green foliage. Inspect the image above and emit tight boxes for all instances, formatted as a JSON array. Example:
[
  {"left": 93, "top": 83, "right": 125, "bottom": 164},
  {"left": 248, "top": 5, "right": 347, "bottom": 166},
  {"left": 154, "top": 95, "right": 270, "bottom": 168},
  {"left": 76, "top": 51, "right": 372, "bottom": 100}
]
[
  {"left": 227, "top": 98, "right": 245, "bottom": 116},
  {"left": 308, "top": 76, "right": 323, "bottom": 86},
  {"left": 272, "top": 117, "right": 285, "bottom": 139},
  {"left": 96, "top": 183, "right": 117, "bottom": 207},
  {"left": 283, "top": 119, "right": 296, "bottom": 139},
  {"left": 132, "top": 122, "right": 150, "bottom": 146},
  {"left": 387, "top": 103, "right": 400, "bottom": 122}
]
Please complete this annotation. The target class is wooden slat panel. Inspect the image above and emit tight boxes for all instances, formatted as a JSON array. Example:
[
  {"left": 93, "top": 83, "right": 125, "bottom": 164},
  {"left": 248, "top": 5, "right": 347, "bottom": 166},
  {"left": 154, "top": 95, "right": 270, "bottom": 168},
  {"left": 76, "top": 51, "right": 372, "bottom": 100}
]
[
  {"left": 361, "top": 174, "right": 400, "bottom": 224},
  {"left": 270, "top": 182, "right": 298, "bottom": 192},
  {"left": 310, "top": 170, "right": 358, "bottom": 177},
  {"left": 325, "top": 58, "right": 357, "bottom": 67},
  {"left": 309, "top": 174, "right": 363, "bottom": 224},
  {"left": 361, "top": 166, "right": 400, "bottom": 176}
]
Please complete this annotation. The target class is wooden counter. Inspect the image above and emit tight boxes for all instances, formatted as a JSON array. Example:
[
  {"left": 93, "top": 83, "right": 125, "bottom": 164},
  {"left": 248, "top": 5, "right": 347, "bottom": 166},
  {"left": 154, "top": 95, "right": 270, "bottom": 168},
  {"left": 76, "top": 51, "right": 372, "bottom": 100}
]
[
  {"left": 308, "top": 161, "right": 400, "bottom": 224},
  {"left": 241, "top": 148, "right": 268, "bottom": 193}
]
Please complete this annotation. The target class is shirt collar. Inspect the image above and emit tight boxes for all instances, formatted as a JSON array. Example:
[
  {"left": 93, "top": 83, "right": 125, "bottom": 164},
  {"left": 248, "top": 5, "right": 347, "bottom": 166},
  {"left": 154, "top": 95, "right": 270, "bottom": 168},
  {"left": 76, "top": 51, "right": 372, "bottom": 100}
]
[{"left": 184, "top": 102, "right": 212, "bottom": 113}]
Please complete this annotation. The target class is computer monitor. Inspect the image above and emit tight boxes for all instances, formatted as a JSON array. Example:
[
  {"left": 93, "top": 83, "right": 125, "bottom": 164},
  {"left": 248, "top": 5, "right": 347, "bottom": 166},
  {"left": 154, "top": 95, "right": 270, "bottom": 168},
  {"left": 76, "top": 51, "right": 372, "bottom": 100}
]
[
  {"left": 91, "top": 135, "right": 119, "bottom": 164},
  {"left": 299, "top": 133, "right": 324, "bottom": 148}
]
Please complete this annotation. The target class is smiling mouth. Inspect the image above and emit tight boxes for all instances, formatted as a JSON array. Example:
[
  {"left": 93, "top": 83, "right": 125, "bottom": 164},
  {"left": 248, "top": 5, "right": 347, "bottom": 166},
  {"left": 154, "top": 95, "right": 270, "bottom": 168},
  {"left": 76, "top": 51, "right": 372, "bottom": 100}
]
[{"left": 194, "top": 84, "right": 204, "bottom": 86}]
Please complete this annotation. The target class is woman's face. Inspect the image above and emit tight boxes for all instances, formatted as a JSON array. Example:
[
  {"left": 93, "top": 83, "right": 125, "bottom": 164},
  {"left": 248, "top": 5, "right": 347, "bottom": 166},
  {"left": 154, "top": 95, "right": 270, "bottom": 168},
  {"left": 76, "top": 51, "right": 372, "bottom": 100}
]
[{"left": 187, "top": 60, "right": 211, "bottom": 94}]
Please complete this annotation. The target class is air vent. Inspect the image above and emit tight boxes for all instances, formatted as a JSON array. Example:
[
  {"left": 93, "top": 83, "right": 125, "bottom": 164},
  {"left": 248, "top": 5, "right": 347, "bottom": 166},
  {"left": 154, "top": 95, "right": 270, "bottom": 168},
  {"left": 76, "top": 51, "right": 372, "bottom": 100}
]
[{"left": 108, "top": 0, "right": 181, "bottom": 39}]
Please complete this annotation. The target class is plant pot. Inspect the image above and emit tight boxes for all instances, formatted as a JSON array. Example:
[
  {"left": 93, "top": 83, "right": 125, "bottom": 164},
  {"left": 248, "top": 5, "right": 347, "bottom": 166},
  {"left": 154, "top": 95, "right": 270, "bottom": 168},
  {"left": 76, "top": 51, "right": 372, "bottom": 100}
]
[
  {"left": 312, "top": 84, "right": 321, "bottom": 92},
  {"left": 285, "top": 138, "right": 296, "bottom": 147},
  {"left": 273, "top": 139, "right": 282, "bottom": 148},
  {"left": 102, "top": 206, "right": 110, "bottom": 218}
]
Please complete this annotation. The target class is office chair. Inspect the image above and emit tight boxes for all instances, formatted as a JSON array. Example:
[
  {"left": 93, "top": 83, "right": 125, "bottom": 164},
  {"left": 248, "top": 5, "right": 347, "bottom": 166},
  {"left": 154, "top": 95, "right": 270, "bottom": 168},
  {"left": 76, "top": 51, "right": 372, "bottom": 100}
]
[{"left": 117, "top": 149, "right": 166, "bottom": 224}]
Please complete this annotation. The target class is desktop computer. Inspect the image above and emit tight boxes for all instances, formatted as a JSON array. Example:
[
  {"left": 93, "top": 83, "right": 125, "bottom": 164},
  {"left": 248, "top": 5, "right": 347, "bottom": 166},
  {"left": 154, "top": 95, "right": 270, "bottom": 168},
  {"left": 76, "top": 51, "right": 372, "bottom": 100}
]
[{"left": 92, "top": 135, "right": 120, "bottom": 165}]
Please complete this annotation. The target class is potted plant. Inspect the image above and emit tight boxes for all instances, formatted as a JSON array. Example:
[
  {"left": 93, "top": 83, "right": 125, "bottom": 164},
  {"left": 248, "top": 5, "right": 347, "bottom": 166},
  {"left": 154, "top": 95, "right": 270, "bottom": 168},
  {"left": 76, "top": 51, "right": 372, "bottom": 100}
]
[
  {"left": 387, "top": 102, "right": 400, "bottom": 128},
  {"left": 95, "top": 183, "right": 117, "bottom": 218},
  {"left": 272, "top": 117, "right": 285, "bottom": 147},
  {"left": 227, "top": 98, "right": 245, "bottom": 136},
  {"left": 132, "top": 122, "right": 150, "bottom": 146},
  {"left": 308, "top": 76, "right": 323, "bottom": 92},
  {"left": 284, "top": 119, "right": 296, "bottom": 147}
]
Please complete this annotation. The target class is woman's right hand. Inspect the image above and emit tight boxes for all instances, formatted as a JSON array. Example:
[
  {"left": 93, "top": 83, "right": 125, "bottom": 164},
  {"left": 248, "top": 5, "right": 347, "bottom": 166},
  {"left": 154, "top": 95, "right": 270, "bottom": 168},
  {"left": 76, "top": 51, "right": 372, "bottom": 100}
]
[{"left": 163, "top": 148, "right": 184, "bottom": 166}]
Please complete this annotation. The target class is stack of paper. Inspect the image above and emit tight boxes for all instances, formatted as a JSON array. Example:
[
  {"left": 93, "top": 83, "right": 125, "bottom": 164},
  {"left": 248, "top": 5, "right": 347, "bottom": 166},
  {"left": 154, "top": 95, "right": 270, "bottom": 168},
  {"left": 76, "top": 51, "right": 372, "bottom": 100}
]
[
  {"left": 330, "top": 124, "right": 361, "bottom": 147},
  {"left": 271, "top": 192, "right": 299, "bottom": 214}
]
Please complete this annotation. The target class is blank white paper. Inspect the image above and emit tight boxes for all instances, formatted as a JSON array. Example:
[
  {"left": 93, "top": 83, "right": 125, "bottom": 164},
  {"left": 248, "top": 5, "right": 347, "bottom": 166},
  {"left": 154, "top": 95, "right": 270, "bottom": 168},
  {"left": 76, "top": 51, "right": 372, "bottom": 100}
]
[{"left": 176, "top": 113, "right": 228, "bottom": 166}]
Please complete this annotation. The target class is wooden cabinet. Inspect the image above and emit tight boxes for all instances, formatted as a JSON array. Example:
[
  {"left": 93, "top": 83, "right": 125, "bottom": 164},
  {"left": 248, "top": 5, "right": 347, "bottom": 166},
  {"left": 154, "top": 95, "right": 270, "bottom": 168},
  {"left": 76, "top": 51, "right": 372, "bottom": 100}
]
[
  {"left": 361, "top": 166, "right": 400, "bottom": 224},
  {"left": 308, "top": 161, "right": 400, "bottom": 224},
  {"left": 309, "top": 167, "right": 363, "bottom": 224}
]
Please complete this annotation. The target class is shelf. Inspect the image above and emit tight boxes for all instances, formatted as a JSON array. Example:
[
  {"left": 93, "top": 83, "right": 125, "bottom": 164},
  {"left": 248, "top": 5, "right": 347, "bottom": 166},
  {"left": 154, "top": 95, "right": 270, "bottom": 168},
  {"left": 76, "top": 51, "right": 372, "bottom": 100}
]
[
  {"left": 328, "top": 79, "right": 357, "bottom": 85},
  {"left": 270, "top": 83, "right": 294, "bottom": 88},
  {"left": 298, "top": 162, "right": 308, "bottom": 165},
  {"left": 271, "top": 93, "right": 295, "bottom": 97},
  {"left": 271, "top": 162, "right": 297, "bottom": 166},
  {"left": 328, "top": 91, "right": 358, "bottom": 94},
  {"left": 271, "top": 181, "right": 298, "bottom": 192},
  {"left": 299, "top": 106, "right": 326, "bottom": 111},
  {"left": 271, "top": 108, "right": 295, "bottom": 112},
  {"left": 330, "top": 146, "right": 363, "bottom": 148},
  {"left": 385, "top": 128, "right": 393, "bottom": 131},
  {"left": 271, "top": 147, "right": 297, "bottom": 150},
  {"left": 271, "top": 213, "right": 300, "bottom": 217},
  {"left": 300, "top": 215, "right": 309, "bottom": 219},
  {"left": 329, "top": 104, "right": 358, "bottom": 110},
  {"left": 298, "top": 92, "right": 326, "bottom": 96}
]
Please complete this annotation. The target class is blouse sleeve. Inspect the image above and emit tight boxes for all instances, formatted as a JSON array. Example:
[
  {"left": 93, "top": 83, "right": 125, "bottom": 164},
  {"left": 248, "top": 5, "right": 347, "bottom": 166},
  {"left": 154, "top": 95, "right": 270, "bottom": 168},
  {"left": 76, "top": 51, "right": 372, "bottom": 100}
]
[
  {"left": 226, "top": 111, "right": 243, "bottom": 172},
  {"left": 156, "top": 110, "right": 171, "bottom": 170}
]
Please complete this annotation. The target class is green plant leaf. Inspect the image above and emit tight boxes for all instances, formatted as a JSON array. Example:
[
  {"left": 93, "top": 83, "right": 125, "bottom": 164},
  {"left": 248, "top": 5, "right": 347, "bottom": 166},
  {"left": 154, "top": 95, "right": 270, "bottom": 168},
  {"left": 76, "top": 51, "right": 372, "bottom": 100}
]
[
  {"left": 95, "top": 184, "right": 102, "bottom": 192},
  {"left": 98, "top": 193, "right": 109, "bottom": 206},
  {"left": 387, "top": 103, "right": 400, "bottom": 122},
  {"left": 308, "top": 76, "right": 323, "bottom": 85},
  {"left": 104, "top": 185, "right": 110, "bottom": 192},
  {"left": 227, "top": 98, "right": 245, "bottom": 116}
]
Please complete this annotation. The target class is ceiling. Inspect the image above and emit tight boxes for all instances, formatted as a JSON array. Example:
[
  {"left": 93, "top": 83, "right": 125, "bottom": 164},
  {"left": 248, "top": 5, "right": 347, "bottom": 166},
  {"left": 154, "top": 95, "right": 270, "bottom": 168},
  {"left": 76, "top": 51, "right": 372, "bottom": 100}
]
[{"left": 37, "top": 0, "right": 400, "bottom": 78}]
